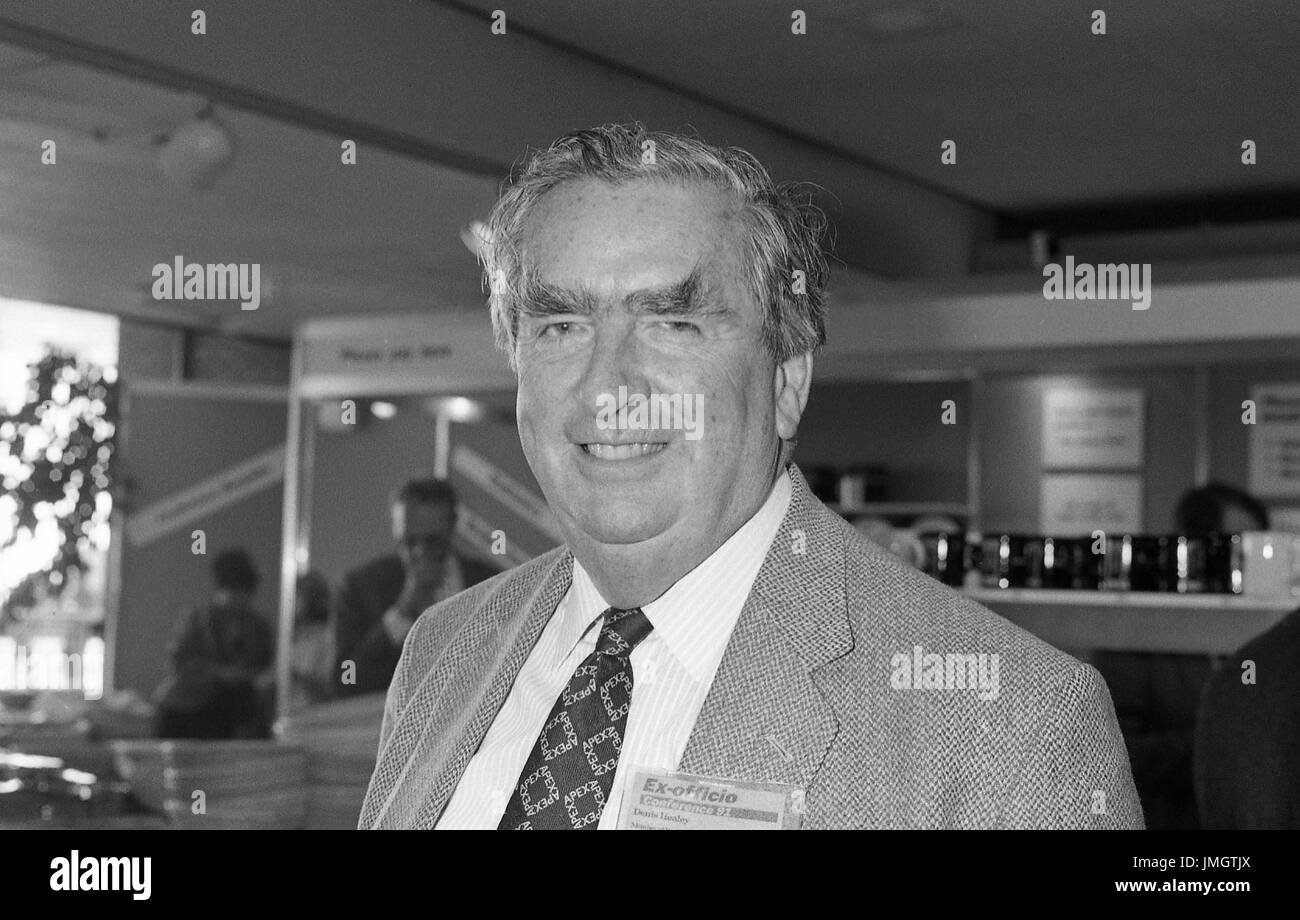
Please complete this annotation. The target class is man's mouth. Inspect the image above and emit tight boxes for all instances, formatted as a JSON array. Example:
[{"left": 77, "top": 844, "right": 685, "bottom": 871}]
[{"left": 580, "top": 442, "right": 667, "bottom": 460}]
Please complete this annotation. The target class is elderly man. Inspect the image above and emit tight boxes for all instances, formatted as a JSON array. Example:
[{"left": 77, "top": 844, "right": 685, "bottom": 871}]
[{"left": 360, "top": 124, "right": 1142, "bottom": 830}]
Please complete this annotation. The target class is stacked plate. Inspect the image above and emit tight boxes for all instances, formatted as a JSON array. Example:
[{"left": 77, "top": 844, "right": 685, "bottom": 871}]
[
  {"left": 277, "top": 695, "right": 385, "bottom": 830},
  {"left": 109, "top": 740, "right": 169, "bottom": 814},
  {"left": 111, "top": 739, "right": 309, "bottom": 829}
]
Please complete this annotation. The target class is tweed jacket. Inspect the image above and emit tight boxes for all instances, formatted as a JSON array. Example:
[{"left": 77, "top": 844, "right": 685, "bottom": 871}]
[{"left": 360, "top": 466, "right": 1143, "bottom": 829}]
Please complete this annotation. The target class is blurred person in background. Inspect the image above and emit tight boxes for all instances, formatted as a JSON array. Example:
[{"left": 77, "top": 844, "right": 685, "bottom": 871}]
[
  {"left": 1094, "top": 481, "right": 1269, "bottom": 828},
  {"left": 1174, "top": 482, "right": 1270, "bottom": 537},
  {"left": 1189, "top": 487, "right": 1298, "bottom": 828},
  {"left": 154, "top": 548, "right": 275, "bottom": 739},
  {"left": 1195, "top": 606, "right": 1300, "bottom": 829},
  {"left": 333, "top": 478, "right": 495, "bottom": 697},
  {"left": 290, "top": 570, "right": 334, "bottom": 710}
]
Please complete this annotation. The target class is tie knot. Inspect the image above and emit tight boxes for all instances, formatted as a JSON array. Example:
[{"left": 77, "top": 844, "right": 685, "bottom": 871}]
[{"left": 595, "top": 607, "right": 653, "bottom": 658}]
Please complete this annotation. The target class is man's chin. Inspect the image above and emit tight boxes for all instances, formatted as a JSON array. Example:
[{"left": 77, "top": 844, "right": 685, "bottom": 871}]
[{"left": 564, "top": 506, "right": 676, "bottom": 547}]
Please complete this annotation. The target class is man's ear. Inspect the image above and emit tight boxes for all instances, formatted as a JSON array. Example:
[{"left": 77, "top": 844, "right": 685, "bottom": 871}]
[{"left": 774, "top": 351, "right": 814, "bottom": 441}]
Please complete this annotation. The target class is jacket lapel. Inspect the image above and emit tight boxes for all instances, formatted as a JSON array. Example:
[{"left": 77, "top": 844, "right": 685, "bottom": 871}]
[
  {"left": 678, "top": 466, "right": 853, "bottom": 795},
  {"left": 370, "top": 550, "right": 574, "bottom": 828}
]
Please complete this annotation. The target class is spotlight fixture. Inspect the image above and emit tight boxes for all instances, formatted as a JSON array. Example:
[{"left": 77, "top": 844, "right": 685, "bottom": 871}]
[
  {"left": 157, "top": 103, "right": 236, "bottom": 190},
  {"left": 426, "top": 396, "right": 484, "bottom": 423}
]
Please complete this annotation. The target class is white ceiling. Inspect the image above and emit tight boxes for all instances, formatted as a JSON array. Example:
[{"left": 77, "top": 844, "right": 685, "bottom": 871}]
[
  {"left": 0, "top": 43, "right": 500, "bottom": 339},
  {"left": 0, "top": 0, "right": 1297, "bottom": 356},
  {"left": 455, "top": 0, "right": 1300, "bottom": 215}
]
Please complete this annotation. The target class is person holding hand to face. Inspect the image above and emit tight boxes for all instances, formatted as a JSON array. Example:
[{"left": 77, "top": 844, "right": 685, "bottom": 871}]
[{"left": 333, "top": 478, "right": 495, "bottom": 697}]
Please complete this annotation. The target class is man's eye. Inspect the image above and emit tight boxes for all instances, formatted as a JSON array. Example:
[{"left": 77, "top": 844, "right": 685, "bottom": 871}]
[
  {"left": 660, "top": 321, "right": 700, "bottom": 334},
  {"left": 539, "top": 321, "right": 575, "bottom": 337}
]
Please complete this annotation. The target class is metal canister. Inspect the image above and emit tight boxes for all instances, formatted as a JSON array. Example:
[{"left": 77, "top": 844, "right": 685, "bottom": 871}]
[
  {"left": 919, "top": 531, "right": 966, "bottom": 587},
  {"left": 979, "top": 534, "right": 1034, "bottom": 589},
  {"left": 978, "top": 534, "right": 1008, "bottom": 589},
  {"left": 1204, "top": 532, "right": 1245, "bottom": 594},
  {"left": 1040, "top": 536, "right": 1080, "bottom": 590},
  {"left": 1100, "top": 534, "right": 1134, "bottom": 591},
  {"left": 1060, "top": 537, "right": 1101, "bottom": 590},
  {"left": 1174, "top": 535, "right": 1207, "bottom": 593},
  {"left": 1129, "top": 536, "right": 1168, "bottom": 592},
  {"left": 1023, "top": 537, "right": 1047, "bottom": 589}
]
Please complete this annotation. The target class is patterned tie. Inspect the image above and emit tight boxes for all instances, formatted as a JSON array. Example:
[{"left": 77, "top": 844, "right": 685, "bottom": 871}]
[{"left": 498, "top": 607, "right": 654, "bottom": 830}]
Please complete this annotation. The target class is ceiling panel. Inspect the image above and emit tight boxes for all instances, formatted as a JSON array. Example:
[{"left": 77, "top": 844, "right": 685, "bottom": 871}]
[{"left": 453, "top": 0, "right": 1300, "bottom": 212}]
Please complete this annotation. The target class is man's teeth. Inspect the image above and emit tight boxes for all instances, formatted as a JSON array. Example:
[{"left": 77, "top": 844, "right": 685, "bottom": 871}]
[{"left": 583, "top": 442, "right": 666, "bottom": 459}]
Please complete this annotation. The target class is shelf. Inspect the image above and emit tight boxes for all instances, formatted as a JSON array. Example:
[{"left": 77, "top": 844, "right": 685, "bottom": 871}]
[
  {"left": 965, "top": 588, "right": 1297, "bottom": 612},
  {"left": 829, "top": 502, "right": 970, "bottom": 517},
  {"left": 965, "top": 588, "right": 1297, "bottom": 656}
]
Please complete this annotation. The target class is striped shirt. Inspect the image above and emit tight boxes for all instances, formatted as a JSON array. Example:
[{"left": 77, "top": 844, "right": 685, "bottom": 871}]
[{"left": 435, "top": 470, "right": 793, "bottom": 829}]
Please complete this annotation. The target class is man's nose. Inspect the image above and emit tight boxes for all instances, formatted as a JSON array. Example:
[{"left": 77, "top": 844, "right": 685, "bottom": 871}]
[{"left": 577, "top": 319, "right": 645, "bottom": 408}]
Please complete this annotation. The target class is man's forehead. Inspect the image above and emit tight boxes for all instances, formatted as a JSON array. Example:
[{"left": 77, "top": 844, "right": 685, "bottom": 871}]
[
  {"left": 515, "top": 178, "right": 752, "bottom": 312},
  {"left": 523, "top": 177, "right": 745, "bottom": 253},
  {"left": 530, "top": 174, "right": 742, "bottom": 217}
]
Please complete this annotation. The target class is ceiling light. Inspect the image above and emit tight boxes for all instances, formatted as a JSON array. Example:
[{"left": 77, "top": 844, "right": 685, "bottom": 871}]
[
  {"left": 446, "top": 397, "right": 482, "bottom": 422},
  {"left": 370, "top": 400, "right": 397, "bottom": 420},
  {"left": 157, "top": 103, "right": 236, "bottom": 190},
  {"left": 426, "top": 396, "right": 483, "bottom": 423}
]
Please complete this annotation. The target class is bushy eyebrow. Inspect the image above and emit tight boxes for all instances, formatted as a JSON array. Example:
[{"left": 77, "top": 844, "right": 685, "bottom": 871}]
[
  {"left": 518, "top": 276, "right": 597, "bottom": 317},
  {"left": 623, "top": 268, "right": 718, "bottom": 316},
  {"left": 519, "top": 267, "right": 725, "bottom": 320}
]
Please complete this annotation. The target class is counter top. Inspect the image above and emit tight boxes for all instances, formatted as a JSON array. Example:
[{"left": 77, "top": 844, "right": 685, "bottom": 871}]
[{"left": 966, "top": 588, "right": 1296, "bottom": 655}]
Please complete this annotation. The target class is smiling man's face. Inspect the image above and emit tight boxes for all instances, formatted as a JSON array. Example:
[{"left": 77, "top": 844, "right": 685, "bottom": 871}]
[{"left": 514, "top": 177, "right": 792, "bottom": 563}]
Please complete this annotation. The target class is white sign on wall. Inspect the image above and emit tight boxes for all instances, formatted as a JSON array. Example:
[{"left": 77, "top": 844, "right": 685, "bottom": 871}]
[
  {"left": 1249, "top": 383, "right": 1300, "bottom": 498},
  {"left": 1042, "top": 387, "right": 1145, "bottom": 469},
  {"left": 1040, "top": 473, "right": 1143, "bottom": 535},
  {"left": 297, "top": 313, "right": 515, "bottom": 398}
]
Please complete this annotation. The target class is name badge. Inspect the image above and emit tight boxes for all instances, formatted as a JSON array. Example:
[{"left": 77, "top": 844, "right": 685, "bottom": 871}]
[{"left": 616, "top": 768, "right": 805, "bottom": 830}]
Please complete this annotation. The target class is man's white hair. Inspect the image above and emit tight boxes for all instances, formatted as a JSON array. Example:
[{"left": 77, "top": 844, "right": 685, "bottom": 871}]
[{"left": 480, "top": 122, "right": 832, "bottom": 371}]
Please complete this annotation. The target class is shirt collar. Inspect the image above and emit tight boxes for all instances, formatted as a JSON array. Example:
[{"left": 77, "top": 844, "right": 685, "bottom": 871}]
[
  {"left": 556, "top": 470, "right": 793, "bottom": 681},
  {"left": 554, "top": 559, "right": 610, "bottom": 665}
]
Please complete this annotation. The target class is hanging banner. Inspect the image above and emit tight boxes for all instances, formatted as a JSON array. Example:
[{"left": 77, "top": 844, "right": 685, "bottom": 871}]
[
  {"left": 1249, "top": 383, "right": 1300, "bottom": 498},
  {"left": 451, "top": 445, "right": 562, "bottom": 542},
  {"left": 125, "top": 444, "right": 286, "bottom": 547}
]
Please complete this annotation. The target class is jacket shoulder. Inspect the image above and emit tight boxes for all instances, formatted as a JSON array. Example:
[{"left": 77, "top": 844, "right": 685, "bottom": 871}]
[
  {"left": 400, "top": 546, "right": 567, "bottom": 676},
  {"left": 823, "top": 520, "right": 1139, "bottom": 827},
  {"left": 840, "top": 522, "right": 1082, "bottom": 681}
]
